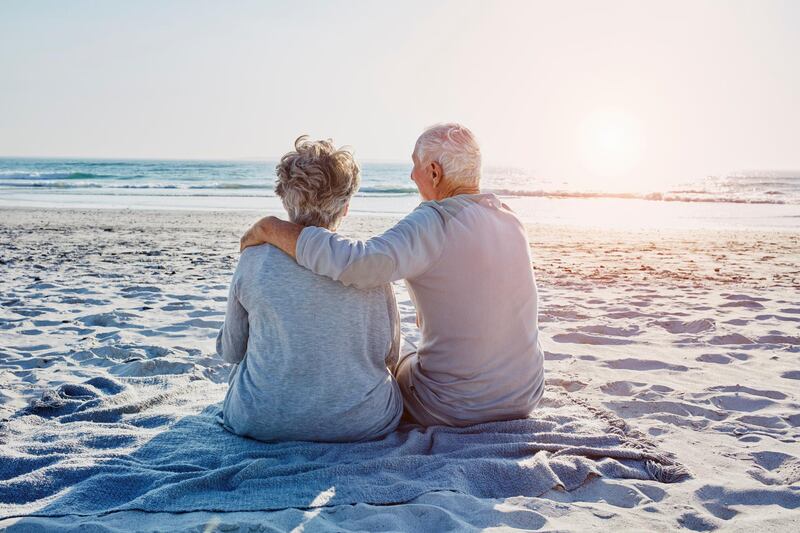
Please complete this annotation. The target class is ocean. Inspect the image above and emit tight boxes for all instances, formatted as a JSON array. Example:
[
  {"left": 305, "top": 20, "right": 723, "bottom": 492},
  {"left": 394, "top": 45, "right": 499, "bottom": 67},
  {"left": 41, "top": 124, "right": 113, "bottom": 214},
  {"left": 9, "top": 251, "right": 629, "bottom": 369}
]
[{"left": 1, "top": 158, "right": 799, "bottom": 230}]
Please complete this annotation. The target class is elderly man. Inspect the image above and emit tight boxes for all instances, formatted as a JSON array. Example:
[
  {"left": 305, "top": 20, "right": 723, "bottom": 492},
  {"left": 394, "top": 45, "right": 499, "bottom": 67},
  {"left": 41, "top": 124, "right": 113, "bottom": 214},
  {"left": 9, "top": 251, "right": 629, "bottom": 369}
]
[
  {"left": 241, "top": 124, "right": 544, "bottom": 427},
  {"left": 218, "top": 136, "right": 403, "bottom": 442}
]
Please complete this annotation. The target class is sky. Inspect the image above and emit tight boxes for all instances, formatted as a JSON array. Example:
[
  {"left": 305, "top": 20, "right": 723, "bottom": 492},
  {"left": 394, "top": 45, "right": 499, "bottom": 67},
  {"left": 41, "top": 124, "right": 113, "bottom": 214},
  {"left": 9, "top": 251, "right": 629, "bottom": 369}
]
[{"left": 1, "top": 0, "right": 798, "bottom": 188}]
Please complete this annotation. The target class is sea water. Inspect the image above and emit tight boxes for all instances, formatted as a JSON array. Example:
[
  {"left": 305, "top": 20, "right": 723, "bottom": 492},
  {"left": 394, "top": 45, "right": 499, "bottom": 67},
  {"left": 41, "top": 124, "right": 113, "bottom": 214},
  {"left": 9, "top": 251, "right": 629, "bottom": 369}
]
[{"left": 1, "top": 158, "right": 798, "bottom": 230}]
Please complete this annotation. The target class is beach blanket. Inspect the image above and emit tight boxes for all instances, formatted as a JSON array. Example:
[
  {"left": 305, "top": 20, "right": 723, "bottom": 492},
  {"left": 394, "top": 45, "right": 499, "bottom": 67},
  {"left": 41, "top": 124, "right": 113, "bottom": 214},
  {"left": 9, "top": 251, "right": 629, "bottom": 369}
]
[{"left": 0, "top": 373, "right": 688, "bottom": 520}]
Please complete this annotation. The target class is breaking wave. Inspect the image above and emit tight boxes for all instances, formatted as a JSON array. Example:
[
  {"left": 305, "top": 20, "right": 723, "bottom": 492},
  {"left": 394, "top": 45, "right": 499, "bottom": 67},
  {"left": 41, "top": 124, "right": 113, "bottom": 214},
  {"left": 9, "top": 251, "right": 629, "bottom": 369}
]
[{"left": 1, "top": 161, "right": 797, "bottom": 205}]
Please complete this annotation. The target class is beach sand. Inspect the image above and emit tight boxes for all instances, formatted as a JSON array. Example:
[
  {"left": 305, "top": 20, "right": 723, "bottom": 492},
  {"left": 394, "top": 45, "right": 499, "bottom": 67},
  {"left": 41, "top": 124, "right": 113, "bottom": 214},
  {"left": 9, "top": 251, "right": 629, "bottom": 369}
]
[{"left": 1, "top": 206, "right": 799, "bottom": 531}]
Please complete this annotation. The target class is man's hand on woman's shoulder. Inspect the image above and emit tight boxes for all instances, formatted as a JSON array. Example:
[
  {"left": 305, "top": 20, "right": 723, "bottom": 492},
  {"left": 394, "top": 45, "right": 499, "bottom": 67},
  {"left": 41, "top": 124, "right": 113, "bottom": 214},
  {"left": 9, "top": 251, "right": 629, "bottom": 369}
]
[
  {"left": 240, "top": 216, "right": 277, "bottom": 252},
  {"left": 240, "top": 216, "right": 304, "bottom": 260}
]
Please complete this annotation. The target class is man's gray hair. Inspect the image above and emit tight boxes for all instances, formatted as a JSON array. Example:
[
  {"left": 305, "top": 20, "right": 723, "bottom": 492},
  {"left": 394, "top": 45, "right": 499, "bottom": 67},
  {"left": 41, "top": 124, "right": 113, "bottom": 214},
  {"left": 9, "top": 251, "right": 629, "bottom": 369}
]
[
  {"left": 275, "top": 136, "right": 360, "bottom": 229},
  {"left": 413, "top": 123, "right": 482, "bottom": 186}
]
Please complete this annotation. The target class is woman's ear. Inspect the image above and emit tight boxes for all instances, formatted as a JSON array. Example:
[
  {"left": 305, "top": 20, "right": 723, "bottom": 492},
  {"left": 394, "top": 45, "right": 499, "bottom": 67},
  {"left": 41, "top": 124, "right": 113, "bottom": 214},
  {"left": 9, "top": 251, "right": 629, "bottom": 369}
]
[{"left": 343, "top": 203, "right": 350, "bottom": 217}]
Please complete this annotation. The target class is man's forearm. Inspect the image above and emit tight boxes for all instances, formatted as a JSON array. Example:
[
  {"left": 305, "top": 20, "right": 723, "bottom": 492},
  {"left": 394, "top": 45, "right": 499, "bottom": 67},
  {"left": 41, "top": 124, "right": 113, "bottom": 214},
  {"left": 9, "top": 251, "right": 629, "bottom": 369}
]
[
  {"left": 240, "top": 216, "right": 303, "bottom": 258},
  {"left": 270, "top": 218, "right": 303, "bottom": 258}
]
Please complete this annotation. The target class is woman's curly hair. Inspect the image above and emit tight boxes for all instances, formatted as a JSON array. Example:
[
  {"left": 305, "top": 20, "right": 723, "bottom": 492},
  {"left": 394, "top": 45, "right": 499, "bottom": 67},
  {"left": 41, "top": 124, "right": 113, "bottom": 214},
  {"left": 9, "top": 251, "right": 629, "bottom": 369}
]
[{"left": 275, "top": 136, "right": 360, "bottom": 228}]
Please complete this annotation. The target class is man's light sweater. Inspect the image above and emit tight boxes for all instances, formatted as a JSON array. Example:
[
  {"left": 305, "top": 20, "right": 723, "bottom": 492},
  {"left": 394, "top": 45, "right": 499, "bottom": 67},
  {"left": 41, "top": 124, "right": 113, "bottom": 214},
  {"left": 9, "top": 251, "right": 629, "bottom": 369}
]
[{"left": 298, "top": 193, "right": 544, "bottom": 426}]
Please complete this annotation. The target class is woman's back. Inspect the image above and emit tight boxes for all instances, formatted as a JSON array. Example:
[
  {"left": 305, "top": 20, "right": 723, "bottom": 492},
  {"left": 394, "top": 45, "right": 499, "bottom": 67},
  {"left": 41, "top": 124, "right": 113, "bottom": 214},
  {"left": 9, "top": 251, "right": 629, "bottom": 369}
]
[{"left": 220, "top": 244, "right": 402, "bottom": 442}]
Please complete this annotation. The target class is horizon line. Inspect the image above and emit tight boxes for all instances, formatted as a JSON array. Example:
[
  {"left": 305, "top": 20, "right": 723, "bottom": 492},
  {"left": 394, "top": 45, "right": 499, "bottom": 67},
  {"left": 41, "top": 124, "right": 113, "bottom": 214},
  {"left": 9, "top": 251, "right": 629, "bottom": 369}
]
[
  {"left": 0, "top": 154, "right": 536, "bottom": 170},
  {"left": 0, "top": 154, "right": 410, "bottom": 164}
]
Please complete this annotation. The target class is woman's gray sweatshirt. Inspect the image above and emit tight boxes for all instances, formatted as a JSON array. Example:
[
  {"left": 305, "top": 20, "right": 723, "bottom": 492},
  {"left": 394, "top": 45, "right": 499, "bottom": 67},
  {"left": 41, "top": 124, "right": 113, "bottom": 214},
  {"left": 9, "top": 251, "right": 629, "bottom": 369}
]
[{"left": 216, "top": 244, "right": 403, "bottom": 442}]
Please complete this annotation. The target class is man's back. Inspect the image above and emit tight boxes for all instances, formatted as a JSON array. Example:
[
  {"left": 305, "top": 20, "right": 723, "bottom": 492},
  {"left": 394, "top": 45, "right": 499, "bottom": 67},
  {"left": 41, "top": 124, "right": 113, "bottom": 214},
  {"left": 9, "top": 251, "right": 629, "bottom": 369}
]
[
  {"left": 219, "top": 244, "right": 402, "bottom": 442},
  {"left": 407, "top": 194, "right": 544, "bottom": 425},
  {"left": 296, "top": 193, "right": 544, "bottom": 426}
]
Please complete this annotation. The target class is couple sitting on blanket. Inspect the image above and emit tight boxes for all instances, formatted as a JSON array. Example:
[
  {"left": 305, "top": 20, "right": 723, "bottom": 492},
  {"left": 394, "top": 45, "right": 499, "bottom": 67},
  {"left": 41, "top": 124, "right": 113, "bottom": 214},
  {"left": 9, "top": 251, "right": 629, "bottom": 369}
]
[{"left": 216, "top": 123, "right": 545, "bottom": 442}]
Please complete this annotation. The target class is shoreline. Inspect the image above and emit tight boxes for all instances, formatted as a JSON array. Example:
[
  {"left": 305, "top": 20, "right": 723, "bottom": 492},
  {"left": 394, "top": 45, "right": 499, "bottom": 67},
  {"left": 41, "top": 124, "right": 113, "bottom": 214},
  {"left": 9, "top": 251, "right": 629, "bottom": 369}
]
[{"left": 2, "top": 193, "right": 799, "bottom": 232}]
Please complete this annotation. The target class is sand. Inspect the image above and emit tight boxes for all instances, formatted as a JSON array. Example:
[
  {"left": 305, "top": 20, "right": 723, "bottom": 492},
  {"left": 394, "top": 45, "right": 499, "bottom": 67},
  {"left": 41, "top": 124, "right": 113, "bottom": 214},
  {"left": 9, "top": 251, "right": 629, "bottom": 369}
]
[{"left": 1, "top": 206, "right": 799, "bottom": 531}]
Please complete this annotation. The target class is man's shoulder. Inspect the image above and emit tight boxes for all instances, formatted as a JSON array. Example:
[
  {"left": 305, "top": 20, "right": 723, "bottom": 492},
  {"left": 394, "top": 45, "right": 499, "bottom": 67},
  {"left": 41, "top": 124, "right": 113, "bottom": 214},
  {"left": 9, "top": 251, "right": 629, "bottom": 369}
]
[
  {"left": 417, "top": 194, "right": 495, "bottom": 225},
  {"left": 406, "top": 200, "right": 453, "bottom": 227}
]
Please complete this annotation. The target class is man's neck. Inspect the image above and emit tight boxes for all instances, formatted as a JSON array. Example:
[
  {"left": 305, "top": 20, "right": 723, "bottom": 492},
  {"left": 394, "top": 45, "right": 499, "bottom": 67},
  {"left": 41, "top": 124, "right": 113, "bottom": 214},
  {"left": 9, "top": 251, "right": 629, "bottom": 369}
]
[{"left": 436, "top": 183, "right": 481, "bottom": 201}]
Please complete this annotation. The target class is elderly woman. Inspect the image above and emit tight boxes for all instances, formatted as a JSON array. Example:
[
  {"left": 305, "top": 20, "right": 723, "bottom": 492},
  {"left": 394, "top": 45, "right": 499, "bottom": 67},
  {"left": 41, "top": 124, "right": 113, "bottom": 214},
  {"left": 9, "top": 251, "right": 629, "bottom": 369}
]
[
  {"left": 240, "top": 124, "right": 544, "bottom": 427},
  {"left": 217, "top": 136, "right": 403, "bottom": 442}
]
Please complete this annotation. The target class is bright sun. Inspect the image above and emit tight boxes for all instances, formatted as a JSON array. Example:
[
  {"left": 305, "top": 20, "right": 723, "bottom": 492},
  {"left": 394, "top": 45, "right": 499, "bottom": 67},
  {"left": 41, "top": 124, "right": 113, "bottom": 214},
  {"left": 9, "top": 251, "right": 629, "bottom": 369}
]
[{"left": 578, "top": 109, "right": 645, "bottom": 188}]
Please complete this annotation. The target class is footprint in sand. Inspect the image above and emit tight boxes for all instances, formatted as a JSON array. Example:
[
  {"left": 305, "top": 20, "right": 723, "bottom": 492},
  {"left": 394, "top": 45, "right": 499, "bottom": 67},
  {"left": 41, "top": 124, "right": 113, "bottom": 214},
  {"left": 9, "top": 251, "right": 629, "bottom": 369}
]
[
  {"left": 12, "top": 308, "right": 49, "bottom": 318},
  {"left": 70, "top": 344, "right": 173, "bottom": 366},
  {"left": 567, "top": 478, "right": 653, "bottom": 509},
  {"left": 5, "top": 355, "right": 58, "bottom": 369},
  {"left": 655, "top": 318, "right": 715, "bottom": 334},
  {"left": 31, "top": 319, "right": 65, "bottom": 327},
  {"left": 58, "top": 287, "right": 100, "bottom": 295},
  {"left": 757, "top": 313, "right": 800, "bottom": 323},
  {"left": 603, "top": 358, "right": 689, "bottom": 372},
  {"left": 157, "top": 318, "right": 223, "bottom": 333},
  {"left": 540, "top": 308, "right": 591, "bottom": 322},
  {"left": 604, "top": 399, "right": 726, "bottom": 425},
  {"left": 579, "top": 324, "right": 641, "bottom": 337},
  {"left": 696, "top": 353, "right": 734, "bottom": 364},
  {"left": 78, "top": 311, "right": 143, "bottom": 329},
  {"left": 722, "top": 293, "right": 770, "bottom": 303},
  {"left": 552, "top": 332, "right": 636, "bottom": 346},
  {"left": 111, "top": 358, "right": 197, "bottom": 377},
  {"left": 757, "top": 334, "right": 800, "bottom": 345},
  {"left": 708, "top": 334, "right": 754, "bottom": 346},
  {"left": 545, "top": 377, "right": 587, "bottom": 392},
  {"left": 187, "top": 309, "right": 225, "bottom": 318},
  {"left": 735, "top": 414, "right": 788, "bottom": 430},
  {"left": 605, "top": 310, "right": 659, "bottom": 319},
  {"left": 707, "top": 394, "right": 775, "bottom": 413},
  {"left": 677, "top": 511, "right": 718, "bottom": 532},
  {"left": 694, "top": 484, "right": 800, "bottom": 522},
  {"left": 599, "top": 380, "right": 647, "bottom": 396},
  {"left": 748, "top": 451, "right": 800, "bottom": 486},
  {"left": 165, "top": 293, "right": 206, "bottom": 301},
  {"left": 697, "top": 351, "right": 748, "bottom": 364},
  {"left": 60, "top": 296, "right": 109, "bottom": 306},
  {"left": 706, "top": 385, "right": 787, "bottom": 400},
  {"left": 720, "top": 300, "right": 765, "bottom": 310},
  {"left": 8, "top": 343, "right": 52, "bottom": 354},
  {"left": 27, "top": 281, "right": 57, "bottom": 290},
  {"left": 162, "top": 301, "right": 193, "bottom": 311},
  {"left": 120, "top": 285, "right": 163, "bottom": 298},
  {"left": 544, "top": 351, "right": 573, "bottom": 361}
]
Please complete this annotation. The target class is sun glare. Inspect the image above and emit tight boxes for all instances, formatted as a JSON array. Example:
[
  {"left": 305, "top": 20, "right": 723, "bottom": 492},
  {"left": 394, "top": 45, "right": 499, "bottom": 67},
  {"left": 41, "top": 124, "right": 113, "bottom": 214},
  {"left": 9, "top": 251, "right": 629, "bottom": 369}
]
[{"left": 578, "top": 109, "right": 645, "bottom": 189}]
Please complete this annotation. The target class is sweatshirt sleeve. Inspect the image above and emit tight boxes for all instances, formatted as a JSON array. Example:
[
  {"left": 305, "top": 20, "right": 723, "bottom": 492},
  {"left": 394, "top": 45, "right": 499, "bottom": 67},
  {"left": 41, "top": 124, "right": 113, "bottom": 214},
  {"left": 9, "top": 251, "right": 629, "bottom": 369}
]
[
  {"left": 383, "top": 283, "right": 401, "bottom": 373},
  {"left": 296, "top": 204, "right": 446, "bottom": 289},
  {"left": 216, "top": 270, "right": 249, "bottom": 364}
]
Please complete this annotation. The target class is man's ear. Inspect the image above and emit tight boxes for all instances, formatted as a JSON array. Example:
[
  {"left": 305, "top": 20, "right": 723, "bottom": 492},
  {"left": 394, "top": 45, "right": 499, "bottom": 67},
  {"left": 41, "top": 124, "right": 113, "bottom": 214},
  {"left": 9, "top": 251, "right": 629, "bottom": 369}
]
[
  {"left": 430, "top": 161, "right": 443, "bottom": 185},
  {"left": 343, "top": 203, "right": 350, "bottom": 216}
]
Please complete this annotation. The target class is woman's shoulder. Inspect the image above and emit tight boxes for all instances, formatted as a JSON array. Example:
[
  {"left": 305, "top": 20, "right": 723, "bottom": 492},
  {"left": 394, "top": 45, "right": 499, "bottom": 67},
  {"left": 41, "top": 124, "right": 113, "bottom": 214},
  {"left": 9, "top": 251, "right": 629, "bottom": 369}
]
[
  {"left": 239, "top": 244, "right": 386, "bottom": 297},
  {"left": 235, "top": 244, "right": 296, "bottom": 280},
  {"left": 239, "top": 243, "right": 279, "bottom": 265}
]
